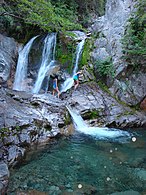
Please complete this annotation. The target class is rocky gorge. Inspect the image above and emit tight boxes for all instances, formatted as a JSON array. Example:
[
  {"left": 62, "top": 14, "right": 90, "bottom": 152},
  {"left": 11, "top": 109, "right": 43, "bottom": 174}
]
[{"left": 0, "top": 0, "right": 146, "bottom": 194}]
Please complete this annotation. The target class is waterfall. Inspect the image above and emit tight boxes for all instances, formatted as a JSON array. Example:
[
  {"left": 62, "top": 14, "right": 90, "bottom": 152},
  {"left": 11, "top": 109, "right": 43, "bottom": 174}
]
[
  {"left": 73, "top": 39, "right": 85, "bottom": 75},
  {"left": 67, "top": 106, "right": 131, "bottom": 141},
  {"left": 60, "top": 39, "right": 85, "bottom": 93},
  {"left": 32, "top": 33, "right": 57, "bottom": 94},
  {"left": 60, "top": 77, "right": 74, "bottom": 93},
  {"left": 13, "top": 36, "right": 38, "bottom": 91}
]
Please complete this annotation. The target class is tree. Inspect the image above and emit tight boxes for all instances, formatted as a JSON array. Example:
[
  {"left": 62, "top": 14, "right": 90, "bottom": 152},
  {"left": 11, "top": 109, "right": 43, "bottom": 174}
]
[{"left": 1, "top": 0, "right": 82, "bottom": 35}]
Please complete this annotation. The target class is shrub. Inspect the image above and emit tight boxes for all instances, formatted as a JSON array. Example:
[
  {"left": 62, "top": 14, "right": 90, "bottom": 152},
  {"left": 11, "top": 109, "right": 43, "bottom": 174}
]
[{"left": 95, "top": 57, "right": 115, "bottom": 78}]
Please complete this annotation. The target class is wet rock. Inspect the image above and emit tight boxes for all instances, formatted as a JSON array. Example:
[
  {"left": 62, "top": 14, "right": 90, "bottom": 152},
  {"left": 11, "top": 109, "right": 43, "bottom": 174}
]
[
  {"left": 0, "top": 34, "right": 18, "bottom": 86},
  {"left": 67, "top": 82, "right": 146, "bottom": 128},
  {"left": 0, "top": 162, "right": 9, "bottom": 194},
  {"left": 140, "top": 97, "right": 146, "bottom": 111},
  {"left": 0, "top": 163, "right": 9, "bottom": 179},
  {"left": 7, "top": 145, "right": 23, "bottom": 164}
]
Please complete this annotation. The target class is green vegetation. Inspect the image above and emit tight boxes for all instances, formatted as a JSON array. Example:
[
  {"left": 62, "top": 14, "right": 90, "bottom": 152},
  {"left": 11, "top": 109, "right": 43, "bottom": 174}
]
[
  {"left": 64, "top": 112, "right": 71, "bottom": 125},
  {"left": 89, "top": 110, "right": 99, "bottom": 119},
  {"left": 1, "top": 0, "right": 82, "bottom": 40},
  {"left": 14, "top": 0, "right": 82, "bottom": 32},
  {"left": 80, "top": 39, "right": 92, "bottom": 68},
  {"left": 97, "top": 81, "right": 111, "bottom": 94},
  {"left": 56, "top": 35, "right": 76, "bottom": 73},
  {"left": 0, "top": 127, "right": 9, "bottom": 137},
  {"left": 122, "top": 0, "right": 146, "bottom": 69},
  {"left": 0, "top": 126, "right": 20, "bottom": 139},
  {"left": 75, "top": 0, "right": 106, "bottom": 27},
  {"left": 1, "top": 0, "right": 106, "bottom": 40},
  {"left": 95, "top": 57, "right": 115, "bottom": 78},
  {"left": 82, "top": 109, "right": 104, "bottom": 120}
]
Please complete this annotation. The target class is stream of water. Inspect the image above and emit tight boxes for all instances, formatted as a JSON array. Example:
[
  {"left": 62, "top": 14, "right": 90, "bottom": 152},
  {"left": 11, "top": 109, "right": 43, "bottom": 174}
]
[{"left": 7, "top": 128, "right": 146, "bottom": 195}]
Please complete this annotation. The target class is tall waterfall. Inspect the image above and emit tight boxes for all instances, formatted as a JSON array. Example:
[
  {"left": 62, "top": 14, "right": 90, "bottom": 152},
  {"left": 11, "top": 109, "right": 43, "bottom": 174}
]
[
  {"left": 32, "top": 33, "right": 57, "bottom": 94},
  {"left": 60, "top": 39, "right": 85, "bottom": 93},
  {"left": 67, "top": 106, "right": 131, "bottom": 141},
  {"left": 13, "top": 36, "right": 38, "bottom": 91}
]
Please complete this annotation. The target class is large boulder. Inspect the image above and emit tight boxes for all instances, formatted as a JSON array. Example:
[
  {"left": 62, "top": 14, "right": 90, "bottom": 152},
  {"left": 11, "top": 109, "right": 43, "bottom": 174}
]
[{"left": 0, "top": 87, "right": 68, "bottom": 165}]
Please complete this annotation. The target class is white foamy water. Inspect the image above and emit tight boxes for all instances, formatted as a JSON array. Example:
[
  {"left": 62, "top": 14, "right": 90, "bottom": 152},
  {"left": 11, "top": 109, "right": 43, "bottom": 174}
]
[
  {"left": 67, "top": 106, "right": 131, "bottom": 141},
  {"left": 13, "top": 36, "right": 38, "bottom": 91},
  {"left": 32, "top": 33, "right": 57, "bottom": 94},
  {"left": 60, "top": 77, "right": 74, "bottom": 93},
  {"left": 73, "top": 39, "right": 85, "bottom": 75},
  {"left": 61, "top": 39, "right": 85, "bottom": 93}
]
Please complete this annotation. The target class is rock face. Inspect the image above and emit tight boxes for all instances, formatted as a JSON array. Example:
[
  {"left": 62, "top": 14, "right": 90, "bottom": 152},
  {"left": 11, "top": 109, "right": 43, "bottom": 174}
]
[
  {"left": 0, "top": 87, "right": 69, "bottom": 164},
  {"left": 0, "top": 34, "right": 19, "bottom": 87},
  {"left": 0, "top": 162, "right": 9, "bottom": 194},
  {"left": 89, "top": 0, "right": 146, "bottom": 107},
  {"left": 90, "top": 0, "right": 136, "bottom": 71},
  {"left": 66, "top": 82, "right": 146, "bottom": 128}
]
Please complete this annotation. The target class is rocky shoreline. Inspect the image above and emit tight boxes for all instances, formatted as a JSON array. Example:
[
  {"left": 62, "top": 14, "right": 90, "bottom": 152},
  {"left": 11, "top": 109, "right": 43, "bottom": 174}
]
[{"left": 0, "top": 83, "right": 146, "bottom": 194}]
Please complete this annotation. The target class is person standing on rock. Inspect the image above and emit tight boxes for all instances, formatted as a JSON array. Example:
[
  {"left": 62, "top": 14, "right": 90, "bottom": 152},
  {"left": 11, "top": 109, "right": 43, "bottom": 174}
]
[
  {"left": 52, "top": 75, "right": 60, "bottom": 98},
  {"left": 73, "top": 70, "right": 82, "bottom": 90}
]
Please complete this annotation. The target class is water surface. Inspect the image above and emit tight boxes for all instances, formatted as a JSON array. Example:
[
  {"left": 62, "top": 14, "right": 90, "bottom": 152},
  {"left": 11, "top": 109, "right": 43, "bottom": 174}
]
[{"left": 8, "top": 128, "right": 146, "bottom": 194}]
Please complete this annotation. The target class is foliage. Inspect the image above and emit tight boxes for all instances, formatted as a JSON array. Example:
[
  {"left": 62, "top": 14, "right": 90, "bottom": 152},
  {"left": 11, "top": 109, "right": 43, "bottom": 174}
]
[
  {"left": 56, "top": 35, "right": 76, "bottom": 73},
  {"left": 2, "top": 0, "right": 82, "bottom": 33},
  {"left": 97, "top": 81, "right": 111, "bottom": 94},
  {"left": 0, "top": 3, "right": 14, "bottom": 33},
  {"left": 89, "top": 110, "right": 99, "bottom": 119},
  {"left": 122, "top": 0, "right": 146, "bottom": 69},
  {"left": 95, "top": 57, "right": 115, "bottom": 78},
  {"left": 64, "top": 111, "right": 71, "bottom": 125},
  {"left": 1, "top": 0, "right": 107, "bottom": 40},
  {"left": 80, "top": 39, "right": 91, "bottom": 68},
  {"left": 64, "top": 31, "right": 78, "bottom": 39},
  {"left": 74, "top": 0, "right": 106, "bottom": 27}
]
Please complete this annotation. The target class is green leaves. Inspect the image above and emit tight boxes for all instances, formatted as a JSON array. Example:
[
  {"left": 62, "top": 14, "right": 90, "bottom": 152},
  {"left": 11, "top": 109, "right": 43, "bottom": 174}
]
[
  {"left": 95, "top": 57, "right": 115, "bottom": 78},
  {"left": 10, "top": 0, "right": 82, "bottom": 32},
  {"left": 122, "top": 0, "right": 146, "bottom": 69}
]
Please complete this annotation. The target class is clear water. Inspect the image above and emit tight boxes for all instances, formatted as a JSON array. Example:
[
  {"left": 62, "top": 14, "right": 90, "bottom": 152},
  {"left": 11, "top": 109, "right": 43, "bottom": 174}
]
[{"left": 7, "top": 128, "right": 146, "bottom": 195}]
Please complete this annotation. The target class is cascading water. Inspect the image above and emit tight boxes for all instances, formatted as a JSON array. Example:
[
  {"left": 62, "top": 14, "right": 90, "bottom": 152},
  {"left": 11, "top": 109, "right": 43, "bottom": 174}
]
[
  {"left": 60, "top": 77, "right": 74, "bottom": 93},
  {"left": 60, "top": 39, "right": 85, "bottom": 93},
  {"left": 67, "top": 106, "right": 131, "bottom": 141},
  {"left": 32, "top": 33, "right": 57, "bottom": 94},
  {"left": 13, "top": 36, "right": 38, "bottom": 91},
  {"left": 73, "top": 39, "right": 85, "bottom": 75}
]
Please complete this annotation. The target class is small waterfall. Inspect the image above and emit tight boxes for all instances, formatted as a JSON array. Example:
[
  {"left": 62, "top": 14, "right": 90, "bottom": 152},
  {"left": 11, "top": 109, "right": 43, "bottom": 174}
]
[
  {"left": 60, "top": 77, "right": 74, "bottom": 93},
  {"left": 60, "top": 39, "right": 85, "bottom": 93},
  {"left": 32, "top": 33, "right": 57, "bottom": 94},
  {"left": 13, "top": 36, "right": 38, "bottom": 91},
  {"left": 73, "top": 39, "right": 85, "bottom": 75},
  {"left": 67, "top": 106, "right": 131, "bottom": 141}
]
